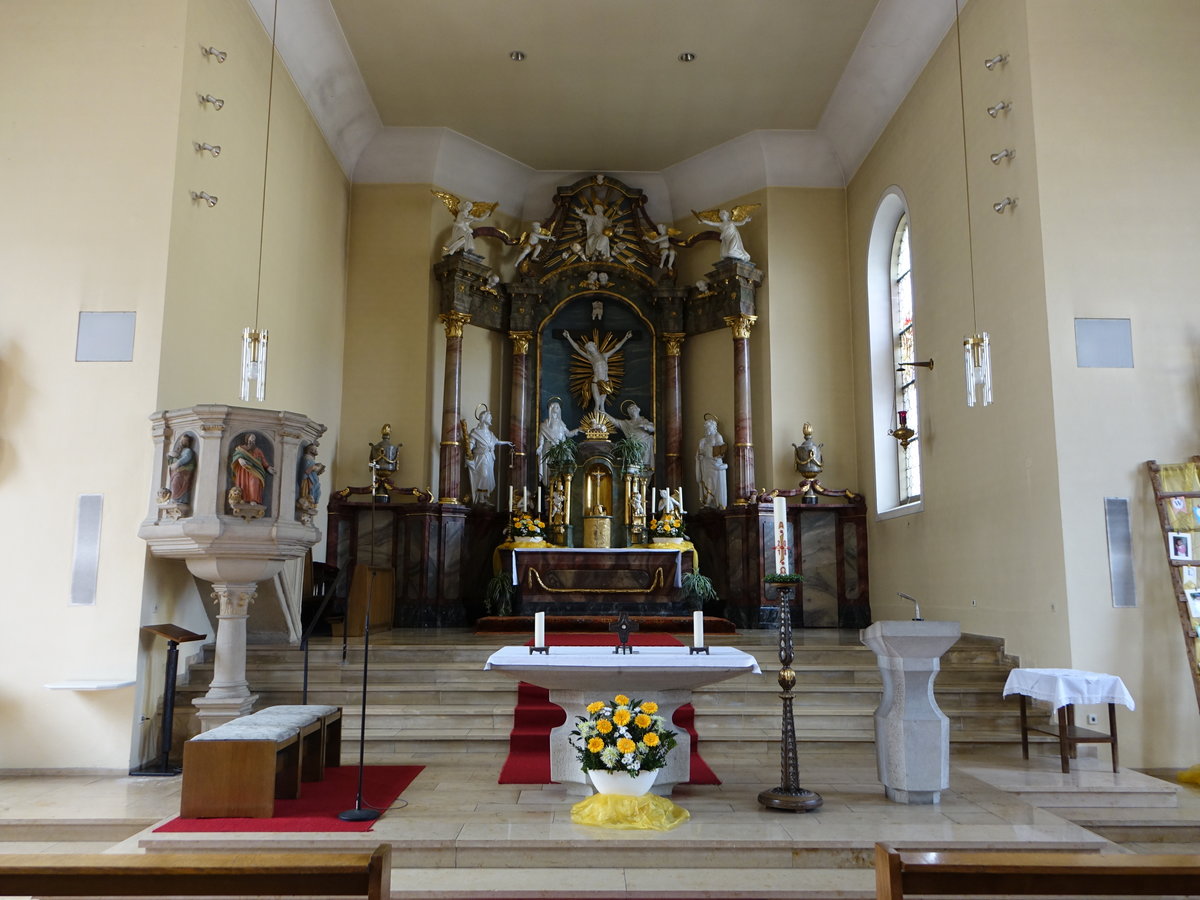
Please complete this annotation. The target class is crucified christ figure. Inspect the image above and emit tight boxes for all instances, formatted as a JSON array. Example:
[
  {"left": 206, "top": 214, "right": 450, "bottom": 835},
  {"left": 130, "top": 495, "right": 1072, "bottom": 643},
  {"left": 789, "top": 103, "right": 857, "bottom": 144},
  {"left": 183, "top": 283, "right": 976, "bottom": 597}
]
[{"left": 562, "top": 329, "right": 632, "bottom": 415}]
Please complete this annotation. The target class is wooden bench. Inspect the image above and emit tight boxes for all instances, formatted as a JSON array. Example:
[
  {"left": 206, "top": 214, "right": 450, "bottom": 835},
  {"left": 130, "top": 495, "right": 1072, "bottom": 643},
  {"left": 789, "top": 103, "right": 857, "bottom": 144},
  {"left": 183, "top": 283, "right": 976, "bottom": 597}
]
[
  {"left": 181, "top": 705, "right": 342, "bottom": 818},
  {"left": 0, "top": 846, "right": 389, "bottom": 899},
  {"left": 875, "top": 842, "right": 1200, "bottom": 898}
]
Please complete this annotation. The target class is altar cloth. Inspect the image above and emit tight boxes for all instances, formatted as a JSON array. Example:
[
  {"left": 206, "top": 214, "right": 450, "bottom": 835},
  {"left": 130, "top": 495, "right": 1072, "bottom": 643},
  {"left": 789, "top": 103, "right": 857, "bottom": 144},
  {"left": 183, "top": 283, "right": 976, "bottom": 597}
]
[
  {"left": 1002, "top": 668, "right": 1135, "bottom": 711},
  {"left": 484, "top": 644, "right": 761, "bottom": 689}
]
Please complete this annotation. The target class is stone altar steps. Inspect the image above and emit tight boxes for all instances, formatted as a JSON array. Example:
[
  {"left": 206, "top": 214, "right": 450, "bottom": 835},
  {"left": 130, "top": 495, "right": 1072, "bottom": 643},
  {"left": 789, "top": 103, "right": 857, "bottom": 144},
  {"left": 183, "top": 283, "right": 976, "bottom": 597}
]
[{"left": 174, "top": 629, "right": 1033, "bottom": 761}]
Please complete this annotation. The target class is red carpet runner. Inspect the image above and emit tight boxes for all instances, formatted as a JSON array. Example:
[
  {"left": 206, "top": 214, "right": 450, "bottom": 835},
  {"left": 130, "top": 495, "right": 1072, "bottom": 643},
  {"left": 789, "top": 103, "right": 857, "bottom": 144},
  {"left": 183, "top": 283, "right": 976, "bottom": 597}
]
[
  {"left": 155, "top": 765, "right": 423, "bottom": 833},
  {"left": 498, "top": 633, "right": 720, "bottom": 784}
]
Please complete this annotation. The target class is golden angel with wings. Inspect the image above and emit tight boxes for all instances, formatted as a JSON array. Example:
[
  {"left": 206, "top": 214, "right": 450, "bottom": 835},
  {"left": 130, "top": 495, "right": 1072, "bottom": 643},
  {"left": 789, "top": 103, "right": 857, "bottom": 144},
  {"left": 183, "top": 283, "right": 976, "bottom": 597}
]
[
  {"left": 432, "top": 189, "right": 498, "bottom": 257},
  {"left": 692, "top": 203, "right": 760, "bottom": 263}
]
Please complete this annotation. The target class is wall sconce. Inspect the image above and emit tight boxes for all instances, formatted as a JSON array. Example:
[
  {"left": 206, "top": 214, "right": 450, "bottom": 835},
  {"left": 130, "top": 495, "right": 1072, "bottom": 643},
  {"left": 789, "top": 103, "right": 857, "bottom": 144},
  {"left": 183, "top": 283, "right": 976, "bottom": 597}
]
[
  {"left": 963, "top": 333, "right": 993, "bottom": 407},
  {"left": 986, "top": 100, "right": 1012, "bottom": 117},
  {"left": 193, "top": 142, "right": 221, "bottom": 157},
  {"left": 983, "top": 53, "right": 1008, "bottom": 70},
  {"left": 201, "top": 46, "right": 227, "bottom": 63},
  {"left": 990, "top": 148, "right": 1015, "bottom": 164},
  {"left": 190, "top": 191, "right": 218, "bottom": 207},
  {"left": 896, "top": 359, "right": 935, "bottom": 372},
  {"left": 889, "top": 410, "right": 917, "bottom": 450},
  {"left": 199, "top": 94, "right": 225, "bottom": 110},
  {"left": 992, "top": 196, "right": 1017, "bottom": 213},
  {"left": 240, "top": 328, "right": 269, "bottom": 402}
]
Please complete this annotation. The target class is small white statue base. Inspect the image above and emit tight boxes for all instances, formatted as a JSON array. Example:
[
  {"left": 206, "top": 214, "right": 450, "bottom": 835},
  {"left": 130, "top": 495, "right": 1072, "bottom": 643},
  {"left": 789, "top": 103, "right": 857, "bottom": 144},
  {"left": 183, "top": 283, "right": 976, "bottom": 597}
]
[{"left": 861, "top": 620, "right": 961, "bottom": 804}]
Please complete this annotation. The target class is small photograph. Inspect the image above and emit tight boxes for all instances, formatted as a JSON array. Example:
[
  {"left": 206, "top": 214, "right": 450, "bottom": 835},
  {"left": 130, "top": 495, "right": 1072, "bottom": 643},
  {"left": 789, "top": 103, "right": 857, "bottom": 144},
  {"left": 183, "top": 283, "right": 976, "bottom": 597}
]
[
  {"left": 1169, "top": 532, "right": 1193, "bottom": 561},
  {"left": 1187, "top": 590, "right": 1200, "bottom": 620}
]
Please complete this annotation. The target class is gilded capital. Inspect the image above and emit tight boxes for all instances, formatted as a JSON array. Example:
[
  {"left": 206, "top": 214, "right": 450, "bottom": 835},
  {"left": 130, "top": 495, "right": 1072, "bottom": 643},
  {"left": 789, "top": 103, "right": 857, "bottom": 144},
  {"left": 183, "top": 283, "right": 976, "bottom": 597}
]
[
  {"left": 509, "top": 330, "right": 533, "bottom": 355},
  {"left": 439, "top": 311, "right": 472, "bottom": 338},
  {"left": 661, "top": 332, "right": 686, "bottom": 357},
  {"left": 724, "top": 314, "right": 758, "bottom": 339}
]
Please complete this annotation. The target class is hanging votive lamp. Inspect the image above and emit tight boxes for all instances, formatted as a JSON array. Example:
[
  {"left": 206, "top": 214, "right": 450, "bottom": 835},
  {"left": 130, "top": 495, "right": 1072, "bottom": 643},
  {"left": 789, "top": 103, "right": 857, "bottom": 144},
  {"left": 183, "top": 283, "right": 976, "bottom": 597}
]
[
  {"left": 890, "top": 410, "right": 916, "bottom": 450},
  {"left": 240, "top": 327, "right": 269, "bottom": 402},
  {"left": 963, "top": 332, "right": 992, "bottom": 407}
]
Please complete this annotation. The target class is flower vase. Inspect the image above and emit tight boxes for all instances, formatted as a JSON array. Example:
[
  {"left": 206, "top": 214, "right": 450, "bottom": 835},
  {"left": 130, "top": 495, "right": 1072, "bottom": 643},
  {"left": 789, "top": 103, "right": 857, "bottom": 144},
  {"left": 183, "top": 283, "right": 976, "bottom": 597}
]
[
  {"left": 522, "top": 536, "right": 544, "bottom": 543},
  {"left": 651, "top": 536, "right": 681, "bottom": 544},
  {"left": 588, "top": 768, "right": 658, "bottom": 796}
]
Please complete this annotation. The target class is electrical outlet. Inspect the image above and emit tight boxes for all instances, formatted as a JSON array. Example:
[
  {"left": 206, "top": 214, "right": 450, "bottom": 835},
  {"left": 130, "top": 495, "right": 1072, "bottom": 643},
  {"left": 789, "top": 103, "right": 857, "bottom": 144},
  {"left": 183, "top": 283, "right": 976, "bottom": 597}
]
[{"left": 1086, "top": 714, "right": 1098, "bottom": 725}]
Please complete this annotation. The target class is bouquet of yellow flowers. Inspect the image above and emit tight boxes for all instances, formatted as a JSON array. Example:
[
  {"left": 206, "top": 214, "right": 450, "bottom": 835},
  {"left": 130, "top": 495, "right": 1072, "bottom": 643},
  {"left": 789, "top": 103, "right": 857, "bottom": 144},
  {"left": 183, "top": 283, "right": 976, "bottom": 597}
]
[
  {"left": 569, "top": 694, "right": 678, "bottom": 774},
  {"left": 509, "top": 513, "right": 545, "bottom": 539},
  {"left": 648, "top": 512, "right": 684, "bottom": 537}
]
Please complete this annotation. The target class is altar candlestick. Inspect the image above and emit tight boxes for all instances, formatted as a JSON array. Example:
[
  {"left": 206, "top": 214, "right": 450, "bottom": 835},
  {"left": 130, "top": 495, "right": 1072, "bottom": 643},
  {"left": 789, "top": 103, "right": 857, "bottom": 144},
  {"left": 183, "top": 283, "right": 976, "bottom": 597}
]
[
  {"left": 693, "top": 610, "right": 705, "bottom": 648},
  {"left": 773, "top": 497, "right": 789, "bottom": 575},
  {"left": 534, "top": 611, "right": 545, "bottom": 647}
]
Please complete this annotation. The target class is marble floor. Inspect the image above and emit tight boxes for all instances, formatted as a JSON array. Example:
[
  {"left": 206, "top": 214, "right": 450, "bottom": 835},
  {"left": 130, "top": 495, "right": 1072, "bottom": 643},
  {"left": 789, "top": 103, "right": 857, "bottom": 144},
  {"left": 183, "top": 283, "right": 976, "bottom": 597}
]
[{"left": 2, "top": 743, "right": 1198, "bottom": 899}]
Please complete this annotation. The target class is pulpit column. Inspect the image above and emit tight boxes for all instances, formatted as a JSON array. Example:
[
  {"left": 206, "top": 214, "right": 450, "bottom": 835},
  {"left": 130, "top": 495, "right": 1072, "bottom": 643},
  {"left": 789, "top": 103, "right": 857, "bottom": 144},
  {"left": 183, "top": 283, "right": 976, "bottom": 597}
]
[
  {"left": 508, "top": 331, "right": 533, "bottom": 498},
  {"left": 438, "top": 312, "right": 471, "bottom": 503},
  {"left": 724, "top": 314, "right": 758, "bottom": 504},
  {"left": 192, "top": 583, "right": 259, "bottom": 730},
  {"left": 661, "top": 332, "right": 685, "bottom": 488}
]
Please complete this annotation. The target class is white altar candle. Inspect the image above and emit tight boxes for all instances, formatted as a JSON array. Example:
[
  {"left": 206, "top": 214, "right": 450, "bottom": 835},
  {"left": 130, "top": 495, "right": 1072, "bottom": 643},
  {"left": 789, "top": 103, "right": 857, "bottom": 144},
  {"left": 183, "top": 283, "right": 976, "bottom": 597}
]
[
  {"left": 537, "top": 487, "right": 542, "bottom": 515},
  {"left": 773, "top": 497, "right": 789, "bottom": 575},
  {"left": 534, "top": 611, "right": 545, "bottom": 647},
  {"left": 523, "top": 487, "right": 529, "bottom": 511},
  {"left": 508, "top": 486, "right": 514, "bottom": 511},
  {"left": 693, "top": 610, "right": 705, "bottom": 648}
]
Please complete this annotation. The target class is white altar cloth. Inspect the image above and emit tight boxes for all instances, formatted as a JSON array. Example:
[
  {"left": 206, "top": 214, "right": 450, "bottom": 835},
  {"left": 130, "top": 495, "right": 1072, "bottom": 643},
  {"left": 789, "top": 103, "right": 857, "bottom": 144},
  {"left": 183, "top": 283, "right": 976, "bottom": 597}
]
[
  {"left": 1002, "top": 668, "right": 1135, "bottom": 711},
  {"left": 484, "top": 645, "right": 761, "bottom": 795},
  {"left": 484, "top": 645, "right": 761, "bottom": 688}
]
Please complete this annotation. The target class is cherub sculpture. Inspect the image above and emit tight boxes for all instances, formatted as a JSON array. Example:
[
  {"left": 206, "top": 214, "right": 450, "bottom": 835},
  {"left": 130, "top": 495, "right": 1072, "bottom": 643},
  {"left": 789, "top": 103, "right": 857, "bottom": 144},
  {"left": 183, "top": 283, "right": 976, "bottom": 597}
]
[
  {"left": 692, "top": 204, "right": 760, "bottom": 263},
  {"left": 643, "top": 223, "right": 681, "bottom": 269},
  {"left": 432, "top": 190, "right": 498, "bottom": 257},
  {"left": 514, "top": 221, "right": 554, "bottom": 273}
]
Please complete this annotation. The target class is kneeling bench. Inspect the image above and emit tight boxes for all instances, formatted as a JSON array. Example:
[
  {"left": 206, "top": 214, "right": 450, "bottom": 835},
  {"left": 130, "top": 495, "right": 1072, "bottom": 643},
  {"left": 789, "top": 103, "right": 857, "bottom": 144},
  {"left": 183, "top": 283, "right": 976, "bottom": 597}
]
[
  {"left": 181, "top": 704, "right": 341, "bottom": 818},
  {"left": 875, "top": 843, "right": 1200, "bottom": 898}
]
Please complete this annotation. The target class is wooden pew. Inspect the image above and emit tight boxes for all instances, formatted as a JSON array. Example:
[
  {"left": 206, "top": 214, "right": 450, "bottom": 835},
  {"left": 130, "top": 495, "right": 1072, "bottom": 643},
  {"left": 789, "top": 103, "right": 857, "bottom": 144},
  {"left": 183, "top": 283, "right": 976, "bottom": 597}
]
[
  {"left": 0, "top": 846, "right": 389, "bottom": 899},
  {"left": 875, "top": 842, "right": 1200, "bottom": 898}
]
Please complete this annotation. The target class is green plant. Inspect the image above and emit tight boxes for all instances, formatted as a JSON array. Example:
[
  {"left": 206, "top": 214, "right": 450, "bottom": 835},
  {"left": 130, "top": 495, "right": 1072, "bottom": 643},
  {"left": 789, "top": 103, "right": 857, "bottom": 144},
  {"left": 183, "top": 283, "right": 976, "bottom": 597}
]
[
  {"left": 484, "top": 573, "right": 514, "bottom": 616},
  {"left": 543, "top": 438, "right": 579, "bottom": 477},
  {"left": 681, "top": 571, "right": 717, "bottom": 610},
  {"left": 611, "top": 435, "right": 648, "bottom": 469},
  {"left": 569, "top": 694, "right": 678, "bottom": 774},
  {"left": 764, "top": 572, "right": 803, "bottom": 584}
]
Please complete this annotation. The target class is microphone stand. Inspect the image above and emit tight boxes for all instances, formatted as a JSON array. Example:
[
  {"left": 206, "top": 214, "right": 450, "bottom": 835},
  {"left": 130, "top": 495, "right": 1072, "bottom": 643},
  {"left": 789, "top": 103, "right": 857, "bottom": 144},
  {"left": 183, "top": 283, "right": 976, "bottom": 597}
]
[{"left": 339, "top": 564, "right": 380, "bottom": 821}]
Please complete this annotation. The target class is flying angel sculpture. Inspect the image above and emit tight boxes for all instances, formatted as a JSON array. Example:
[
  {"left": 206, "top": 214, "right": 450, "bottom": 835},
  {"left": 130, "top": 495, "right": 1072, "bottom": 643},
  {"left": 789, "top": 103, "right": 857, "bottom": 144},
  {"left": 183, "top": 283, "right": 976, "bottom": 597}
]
[
  {"left": 692, "top": 204, "right": 760, "bottom": 263},
  {"left": 432, "top": 190, "right": 499, "bottom": 257}
]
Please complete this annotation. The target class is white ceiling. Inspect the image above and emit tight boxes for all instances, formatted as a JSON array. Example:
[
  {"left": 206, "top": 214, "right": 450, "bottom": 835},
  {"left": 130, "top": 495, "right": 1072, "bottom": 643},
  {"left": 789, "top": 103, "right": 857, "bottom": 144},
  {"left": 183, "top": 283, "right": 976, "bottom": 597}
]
[{"left": 251, "top": 0, "right": 958, "bottom": 210}]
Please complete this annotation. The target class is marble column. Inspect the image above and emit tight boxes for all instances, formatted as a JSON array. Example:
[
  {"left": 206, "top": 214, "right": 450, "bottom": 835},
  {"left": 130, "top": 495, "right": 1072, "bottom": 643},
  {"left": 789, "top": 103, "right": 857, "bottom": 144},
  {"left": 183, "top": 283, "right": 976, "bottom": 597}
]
[
  {"left": 438, "top": 312, "right": 471, "bottom": 504},
  {"left": 661, "top": 333, "right": 685, "bottom": 489},
  {"left": 724, "top": 314, "right": 757, "bottom": 504},
  {"left": 191, "top": 583, "right": 259, "bottom": 730},
  {"left": 508, "top": 331, "right": 532, "bottom": 502}
]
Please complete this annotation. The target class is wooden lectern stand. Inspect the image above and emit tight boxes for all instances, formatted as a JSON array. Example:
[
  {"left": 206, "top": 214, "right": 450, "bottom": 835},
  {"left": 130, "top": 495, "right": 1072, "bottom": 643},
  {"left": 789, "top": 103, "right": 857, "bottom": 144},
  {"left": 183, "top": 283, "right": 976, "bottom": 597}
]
[{"left": 131, "top": 624, "right": 206, "bottom": 776}]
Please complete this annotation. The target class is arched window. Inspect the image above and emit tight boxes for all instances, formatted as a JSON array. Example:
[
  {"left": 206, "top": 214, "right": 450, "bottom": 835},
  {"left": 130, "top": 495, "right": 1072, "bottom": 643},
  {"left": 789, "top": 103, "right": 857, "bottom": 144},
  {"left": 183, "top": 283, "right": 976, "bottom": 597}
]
[
  {"left": 867, "top": 190, "right": 923, "bottom": 516},
  {"left": 890, "top": 216, "right": 921, "bottom": 504}
]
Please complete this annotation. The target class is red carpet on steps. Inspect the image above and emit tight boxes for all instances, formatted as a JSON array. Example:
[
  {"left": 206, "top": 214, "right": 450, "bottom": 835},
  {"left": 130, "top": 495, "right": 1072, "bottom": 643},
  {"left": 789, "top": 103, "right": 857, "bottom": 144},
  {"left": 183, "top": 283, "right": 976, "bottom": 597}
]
[
  {"left": 498, "top": 633, "right": 720, "bottom": 784},
  {"left": 154, "top": 765, "right": 422, "bottom": 833}
]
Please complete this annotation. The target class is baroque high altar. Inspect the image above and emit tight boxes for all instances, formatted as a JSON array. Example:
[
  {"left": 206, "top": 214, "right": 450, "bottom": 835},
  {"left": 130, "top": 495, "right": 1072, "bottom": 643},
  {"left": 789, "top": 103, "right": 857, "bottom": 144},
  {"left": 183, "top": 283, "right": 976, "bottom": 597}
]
[{"left": 326, "top": 175, "right": 870, "bottom": 630}]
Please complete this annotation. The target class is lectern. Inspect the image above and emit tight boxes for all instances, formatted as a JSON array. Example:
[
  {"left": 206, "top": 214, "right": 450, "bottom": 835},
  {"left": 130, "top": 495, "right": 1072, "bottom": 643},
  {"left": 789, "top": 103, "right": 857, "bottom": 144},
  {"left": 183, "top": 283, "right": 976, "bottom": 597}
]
[{"left": 131, "top": 623, "right": 206, "bottom": 776}]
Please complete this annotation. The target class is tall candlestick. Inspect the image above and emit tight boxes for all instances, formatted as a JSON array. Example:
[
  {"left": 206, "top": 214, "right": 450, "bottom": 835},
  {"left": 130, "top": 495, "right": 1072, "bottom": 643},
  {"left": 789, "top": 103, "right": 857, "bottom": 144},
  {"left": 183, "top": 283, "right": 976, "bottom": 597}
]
[
  {"left": 534, "top": 611, "right": 545, "bottom": 647},
  {"left": 693, "top": 610, "right": 705, "bottom": 648},
  {"left": 773, "top": 497, "right": 789, "bottom": 575}
]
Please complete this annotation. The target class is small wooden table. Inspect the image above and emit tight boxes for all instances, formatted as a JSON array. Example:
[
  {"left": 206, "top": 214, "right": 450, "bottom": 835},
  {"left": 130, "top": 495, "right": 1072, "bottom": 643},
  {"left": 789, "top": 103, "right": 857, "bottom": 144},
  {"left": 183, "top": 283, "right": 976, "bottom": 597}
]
[{"left": 1002, "top": 668, "right": 1134, "bottom": 773}]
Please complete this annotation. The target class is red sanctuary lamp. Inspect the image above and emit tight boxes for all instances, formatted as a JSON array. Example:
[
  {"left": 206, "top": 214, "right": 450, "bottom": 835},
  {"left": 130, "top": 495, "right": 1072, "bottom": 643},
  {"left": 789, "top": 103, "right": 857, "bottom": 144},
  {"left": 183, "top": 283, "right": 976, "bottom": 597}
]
[{"left": 890, "top": 410, "right": 916, "bottom": 449}]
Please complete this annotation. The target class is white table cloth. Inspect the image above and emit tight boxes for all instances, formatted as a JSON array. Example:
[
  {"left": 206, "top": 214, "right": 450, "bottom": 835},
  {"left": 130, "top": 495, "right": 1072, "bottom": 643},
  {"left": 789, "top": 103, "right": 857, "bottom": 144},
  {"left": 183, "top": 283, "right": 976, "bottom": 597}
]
[{"left": 1002, "top": 668, "right": 1135, "bottom": 711}]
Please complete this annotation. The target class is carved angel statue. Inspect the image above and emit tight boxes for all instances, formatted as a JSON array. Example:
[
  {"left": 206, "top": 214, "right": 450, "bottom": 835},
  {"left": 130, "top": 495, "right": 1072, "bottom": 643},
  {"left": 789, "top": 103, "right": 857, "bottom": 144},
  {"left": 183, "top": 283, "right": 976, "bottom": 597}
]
[
  {"left": 657, "top": 486, "right": 684, "bottom": 516},
  {"left": 514, "top": 221, "right": 554, "bottom": 272},
  {"left": 432, "top": 190, "right": 498, "bottom": 257},
  {"left": 692, "top": 204, "right": 760, "bottom": 263},
  {"left": 643, "top": 223, "right": 681, "bottom": 269}
]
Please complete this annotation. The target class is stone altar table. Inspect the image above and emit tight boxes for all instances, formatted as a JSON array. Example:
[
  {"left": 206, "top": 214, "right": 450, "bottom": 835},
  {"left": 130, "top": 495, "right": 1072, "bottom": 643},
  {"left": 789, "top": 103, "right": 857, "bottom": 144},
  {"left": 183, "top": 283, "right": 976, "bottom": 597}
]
[{"left": 484, "top": 645, "right": 760, "bottom": 795}]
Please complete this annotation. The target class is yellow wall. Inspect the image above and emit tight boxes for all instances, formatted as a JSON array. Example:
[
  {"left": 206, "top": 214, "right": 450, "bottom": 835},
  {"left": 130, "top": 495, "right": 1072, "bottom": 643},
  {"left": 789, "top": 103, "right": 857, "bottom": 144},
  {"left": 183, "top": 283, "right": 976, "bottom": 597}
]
[
  {"left": 1028, "top": 0, "right": 1200, "bottom": 764},
  {"left": 0, "top": 0, "right": 186, "bottom": 768},
  {"left": 0, "top": 0, "right": 350, "bottom": 768},
  {"left": 847, "top": 0, "right": 1071, "bottom": 694}
]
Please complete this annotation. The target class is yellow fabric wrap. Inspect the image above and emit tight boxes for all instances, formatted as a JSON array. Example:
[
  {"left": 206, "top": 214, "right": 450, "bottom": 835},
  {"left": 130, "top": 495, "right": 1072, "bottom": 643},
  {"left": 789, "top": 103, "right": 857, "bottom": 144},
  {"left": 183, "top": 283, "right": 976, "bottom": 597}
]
[
  {"left": 492, "top": 539, "right": 557, "bottom": 575},
  {"left": 570, "top": 792, "right": 690, "bottom": 830},
  {"left": 630, "top": 539, "right": 699, "bottom": 572}
]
